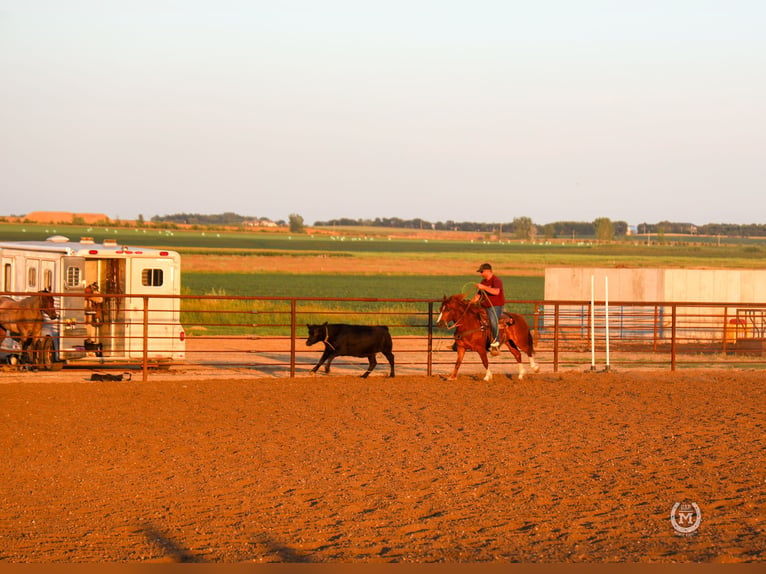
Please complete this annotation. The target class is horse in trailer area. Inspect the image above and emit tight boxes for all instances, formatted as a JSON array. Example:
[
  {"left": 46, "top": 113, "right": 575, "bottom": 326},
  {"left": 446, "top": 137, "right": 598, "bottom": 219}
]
[
  {"left": 436, "top": 293, "right": 539, "bottom": 381},
  {"left": 0, "top": 290, "right": 59, "bottom": 366}
]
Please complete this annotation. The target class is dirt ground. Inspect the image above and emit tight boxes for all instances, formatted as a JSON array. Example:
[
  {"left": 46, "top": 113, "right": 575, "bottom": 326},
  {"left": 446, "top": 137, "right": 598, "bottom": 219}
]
[{"left": 1, "top": 365, "right": 764, "bottom": 563}]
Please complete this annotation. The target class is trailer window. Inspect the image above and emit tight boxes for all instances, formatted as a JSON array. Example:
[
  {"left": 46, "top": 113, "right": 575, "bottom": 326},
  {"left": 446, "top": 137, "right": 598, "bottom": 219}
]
[
  {"left": 66, "top": 266, "right": 82, "bottom": 288},
  {"left": 28, "top": 267, "right": 37, "bottom": 289},
  {"left": 142, "top": 268, "right": 164, "bottom": 287}
]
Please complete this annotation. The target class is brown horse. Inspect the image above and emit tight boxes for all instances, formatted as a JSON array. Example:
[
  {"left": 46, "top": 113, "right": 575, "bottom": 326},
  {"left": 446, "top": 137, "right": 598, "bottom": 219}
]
[
  {"left": 0, "top": 290, "right": 58, "bottom": 364},
  {"left": 436, "top": 294, "right": 539, "bottom": 381}
]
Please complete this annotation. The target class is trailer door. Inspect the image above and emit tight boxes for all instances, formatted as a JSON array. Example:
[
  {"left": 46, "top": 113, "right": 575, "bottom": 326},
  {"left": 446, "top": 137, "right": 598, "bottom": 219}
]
[
  {"left": 126, "top": 258, "right": 182, "bottom": 359},
  {"left": 60, "top": 256, "right": 87, "bottom": 355}
]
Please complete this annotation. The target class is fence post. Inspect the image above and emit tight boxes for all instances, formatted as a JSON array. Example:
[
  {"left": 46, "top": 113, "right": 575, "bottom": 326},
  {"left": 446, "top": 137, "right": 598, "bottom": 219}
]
[
  {"left": 670, "top": 303, "right": 677, "bottom": 371},
  {"left": 553, "top": 303, "right": 560, "bottom": 372},
  {"left": 142, "top": 295, "right": 149, "bottom": 382},
  {"left": 427, "top": 301, "right": 434, "bottom": 377},
  {"left": 290, "top": 298, "right": 297, "bottom": 378}
]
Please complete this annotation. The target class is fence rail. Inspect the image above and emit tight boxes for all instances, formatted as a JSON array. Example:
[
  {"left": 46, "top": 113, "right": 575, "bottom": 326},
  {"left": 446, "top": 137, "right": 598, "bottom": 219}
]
[{"left": 4, "top": 293, "right": 766, "bottom": 380}]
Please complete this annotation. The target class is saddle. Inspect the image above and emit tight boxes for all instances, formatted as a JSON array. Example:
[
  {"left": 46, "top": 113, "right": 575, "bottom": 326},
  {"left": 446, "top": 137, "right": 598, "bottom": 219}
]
[
  {"left": 477, "top": 309, "right": 515, "bottom": 352},
  {"left": 478, "top": 309, "right": 515, "bottom": 330}
]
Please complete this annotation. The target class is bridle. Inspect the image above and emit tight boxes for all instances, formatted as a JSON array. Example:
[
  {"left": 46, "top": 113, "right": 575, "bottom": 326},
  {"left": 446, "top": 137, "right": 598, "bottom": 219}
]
[{"left": 440, "top": 298, "right": 479, "bottom": 333}]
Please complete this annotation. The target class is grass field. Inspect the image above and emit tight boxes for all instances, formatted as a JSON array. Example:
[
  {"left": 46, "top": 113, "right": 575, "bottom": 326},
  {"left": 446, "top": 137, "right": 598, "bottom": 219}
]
[
  {"left": 2, "top": 223, "right": 766, "bottom": 267},
  {"left": 4, "top": 222, "right": 764, "bottom": 336},
  {"left": 182, "top": 272, "right": 544, "bottom": 301},
  {"left": 180, "top": 273, "right": 543, "bottom": 335}
]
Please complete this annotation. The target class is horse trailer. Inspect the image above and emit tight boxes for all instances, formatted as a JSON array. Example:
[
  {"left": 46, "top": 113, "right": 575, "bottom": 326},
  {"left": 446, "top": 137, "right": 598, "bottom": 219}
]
[{"left": 0, "top": 236, "right": 185, "bottom": 366}]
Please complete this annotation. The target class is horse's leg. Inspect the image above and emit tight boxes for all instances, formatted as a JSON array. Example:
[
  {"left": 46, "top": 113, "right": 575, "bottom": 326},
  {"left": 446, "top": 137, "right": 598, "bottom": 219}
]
[
  {"left": 481, "top": 347, "right": 493, "bottom": 382},
  {"left": 447, "top": 345, "right": 466, "bottom": 381},
  {"left": 20, "top": 335, "right": 33, "bottom": 365},
  {"left": 30, "top": 337, "right": 42, "bottom": 367},
  {"left": 0, "top": 328, "right": 7, "bottom": 363},
  {"left": 504, "top": 337, "right": 524, "bottom": 379},
  {"left": 506, "top": 324, "right": 540, "bottom": 378},
  {"left": 518, "top": 327, "right": 540, "bottom": 374},
  {"left": 527, "top": 354, "right": 540, "bottom": 373}
]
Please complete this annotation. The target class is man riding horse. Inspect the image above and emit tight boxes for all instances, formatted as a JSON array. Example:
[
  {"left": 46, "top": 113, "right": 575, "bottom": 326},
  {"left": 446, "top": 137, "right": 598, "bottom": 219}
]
[{"left": 471, "top": 263, "right": 506, "bottom": 356}]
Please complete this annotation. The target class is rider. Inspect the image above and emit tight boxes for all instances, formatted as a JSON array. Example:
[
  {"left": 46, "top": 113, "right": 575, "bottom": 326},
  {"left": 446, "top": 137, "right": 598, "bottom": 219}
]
[{"left": 472, "top": 262, "right": 505, "bottom": 356}]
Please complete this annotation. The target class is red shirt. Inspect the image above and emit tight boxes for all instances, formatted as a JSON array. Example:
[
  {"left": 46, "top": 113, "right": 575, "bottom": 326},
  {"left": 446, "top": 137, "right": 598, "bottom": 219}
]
[{"left": 479, "top": 275, "right": 505, "bottom": 307}]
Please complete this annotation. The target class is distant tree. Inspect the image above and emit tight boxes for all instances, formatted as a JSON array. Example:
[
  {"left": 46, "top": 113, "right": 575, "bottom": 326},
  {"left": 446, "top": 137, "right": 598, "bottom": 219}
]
[
  {"left": 594, "top": 217, "right": 614, "bottom": 241},
  {"left": 137, "top": 214, "right": 145, "bottom": 227},
  {"left": 657, "top": 221, "right": 667, "bottom": 241},
  {"left": 511, "top": 217, "right": 534, "bottom": 240},
  {"left": 289, "top": 213, "right": 305, "bottom": 233},
  {"left": 550, "top": 221, "right": 594, "bottom": 239},
  {"left": 152, "top": 212, "right": 250, "bottom": 226},
  {"left": 613, "top": 220, "right": 628, "bottom": 237}
]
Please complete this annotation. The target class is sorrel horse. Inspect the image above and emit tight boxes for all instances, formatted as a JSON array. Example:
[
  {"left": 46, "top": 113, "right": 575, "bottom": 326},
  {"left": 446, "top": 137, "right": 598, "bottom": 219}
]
[
  {"left": 436, "top": 294, "right": 539, "bottom": 381},
  {"left": 0, "top": 290, "right": 58, "bottom": 364}
]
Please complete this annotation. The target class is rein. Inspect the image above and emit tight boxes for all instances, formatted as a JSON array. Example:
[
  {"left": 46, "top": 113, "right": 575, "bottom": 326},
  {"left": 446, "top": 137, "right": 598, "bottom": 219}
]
[
  {"left": 442, "top": 300, "right": 470, "bottom": 330},
  {"left": 445, "top": 299, "right": 486, "bottom": 338}
]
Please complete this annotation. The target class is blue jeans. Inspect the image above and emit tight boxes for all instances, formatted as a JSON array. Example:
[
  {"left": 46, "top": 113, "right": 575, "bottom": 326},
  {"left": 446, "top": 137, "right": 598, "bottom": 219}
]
[{"left": 486, "top": 306, "right": 503, "bottom": 344}]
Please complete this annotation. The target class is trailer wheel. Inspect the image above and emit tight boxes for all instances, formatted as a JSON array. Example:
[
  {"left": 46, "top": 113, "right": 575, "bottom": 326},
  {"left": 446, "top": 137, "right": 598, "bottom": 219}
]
[{"left": 38, "top": 337, "right": 55, "bottom": 370}]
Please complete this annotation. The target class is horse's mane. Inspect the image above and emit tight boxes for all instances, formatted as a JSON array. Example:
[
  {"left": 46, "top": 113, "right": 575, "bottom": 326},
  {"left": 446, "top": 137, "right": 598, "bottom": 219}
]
[
  {"left": 448, "top": 293, "right": 469, "bottom": 302},
  {"left": 446, "top": 293, "right": 484, "bottom": 316}
]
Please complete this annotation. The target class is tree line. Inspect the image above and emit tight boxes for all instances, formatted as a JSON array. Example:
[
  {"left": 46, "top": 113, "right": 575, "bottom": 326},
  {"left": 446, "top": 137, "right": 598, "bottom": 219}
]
[
  {"left": 149, "top": 212, "right": 286, "bottom": 226},
  {"left": 146, "top": 213, "right": 766, "bottom": 239}
]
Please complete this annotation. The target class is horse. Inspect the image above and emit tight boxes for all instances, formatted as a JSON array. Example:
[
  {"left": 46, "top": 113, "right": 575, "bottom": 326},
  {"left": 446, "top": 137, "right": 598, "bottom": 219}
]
[
  {"left": 0, "top": 290, "right": 58, "bottom": 365},
  {"left": 436, "top": 293, "right": 539, "bottom": 381}
]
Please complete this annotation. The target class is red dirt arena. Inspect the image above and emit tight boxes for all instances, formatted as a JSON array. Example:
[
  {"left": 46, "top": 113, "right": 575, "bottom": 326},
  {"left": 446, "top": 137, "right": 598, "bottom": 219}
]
[{"left": 1, "top": 361, "right": 764, "bottom": 563}]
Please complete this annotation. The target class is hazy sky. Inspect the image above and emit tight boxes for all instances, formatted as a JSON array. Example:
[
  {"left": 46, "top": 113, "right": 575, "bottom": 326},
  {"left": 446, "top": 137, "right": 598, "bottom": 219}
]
[{"left": 1, "top": 1, "right": 764, "bottom": 226}]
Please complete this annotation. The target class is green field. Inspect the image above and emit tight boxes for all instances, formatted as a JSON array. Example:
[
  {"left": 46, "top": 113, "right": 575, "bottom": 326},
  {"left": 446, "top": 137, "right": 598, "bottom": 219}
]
[
  {"left": 183, "top": 272, "right": 543, "bottom": 301},
  {"left": 181, "top": 273, "right": 543, "bottom": 335},
  {"left": 3, "top": 223, "right": 766, "bottom": 273},
  {"left": 5, "top": 222, "right": 764, "bottom": 336}
]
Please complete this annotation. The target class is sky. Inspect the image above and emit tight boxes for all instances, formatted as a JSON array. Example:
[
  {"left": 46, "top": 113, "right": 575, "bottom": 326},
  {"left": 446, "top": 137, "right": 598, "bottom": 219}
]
[{"left": 1, "top": 1, "right": 764, "bottom": 226}]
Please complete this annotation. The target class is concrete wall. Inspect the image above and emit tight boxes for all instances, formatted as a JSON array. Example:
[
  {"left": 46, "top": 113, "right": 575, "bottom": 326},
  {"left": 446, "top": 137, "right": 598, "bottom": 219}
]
[
  {"left": 545, "top": 267, "right": 766, "bottom": 303},
  {"left": 543, "top": 268, "right": 766, "bottom": 342}
]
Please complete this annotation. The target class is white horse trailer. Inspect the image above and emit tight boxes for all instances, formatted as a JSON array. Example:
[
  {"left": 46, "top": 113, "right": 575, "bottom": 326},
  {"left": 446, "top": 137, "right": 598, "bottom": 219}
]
[{"left": 0, "top": 236, "right": 185, "bottom": 365}]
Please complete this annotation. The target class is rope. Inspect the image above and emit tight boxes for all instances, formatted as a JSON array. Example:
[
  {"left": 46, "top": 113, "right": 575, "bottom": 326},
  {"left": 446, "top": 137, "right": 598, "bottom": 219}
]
[{"left": 323, "top": 325, "right": 336, "bottom": 350}]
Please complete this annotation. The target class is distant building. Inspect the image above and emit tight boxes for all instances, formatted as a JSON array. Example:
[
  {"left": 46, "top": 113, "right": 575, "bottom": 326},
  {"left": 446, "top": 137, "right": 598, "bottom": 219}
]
[{"left": 245, "top": 218, "right": 278, "bottom": 228}]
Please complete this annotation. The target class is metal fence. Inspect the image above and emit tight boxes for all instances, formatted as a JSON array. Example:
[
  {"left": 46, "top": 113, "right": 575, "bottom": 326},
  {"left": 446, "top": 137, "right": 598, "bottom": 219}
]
[
  {"left": 4, "top": 293, "right": 766, "bottom": 380},
  {"left": 5, "top": 293, "right": 766, "bottom": 380}
]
